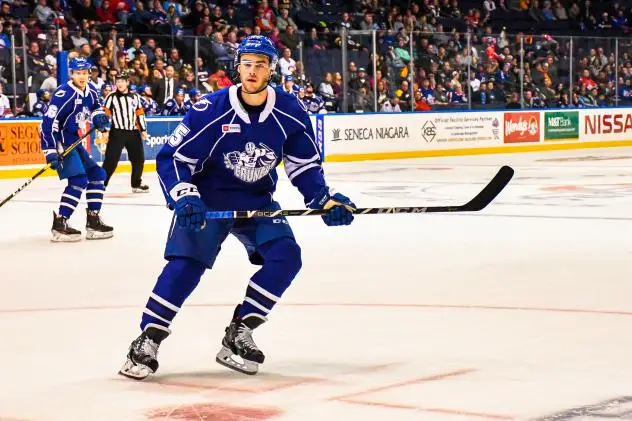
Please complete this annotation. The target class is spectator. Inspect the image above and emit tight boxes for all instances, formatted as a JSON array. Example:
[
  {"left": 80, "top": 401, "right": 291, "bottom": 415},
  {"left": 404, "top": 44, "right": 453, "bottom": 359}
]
[
  {"left": 275, "top": 8, "right": 297, "bottom": 32},
  {"left": 279, "top": 24, "right": 299, "bottom": 51},
  {"left": 278, "top": 48, "right": 296, "bottom": 77},
  {"left": 381, "top": 96, "right": 401, "bottom": 112}
]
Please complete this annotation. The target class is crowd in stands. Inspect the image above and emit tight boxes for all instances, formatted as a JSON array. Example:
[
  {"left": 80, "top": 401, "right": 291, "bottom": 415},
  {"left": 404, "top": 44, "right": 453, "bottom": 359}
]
[{"left": 1, "top": 0, "right": 632, "bottom": 118}]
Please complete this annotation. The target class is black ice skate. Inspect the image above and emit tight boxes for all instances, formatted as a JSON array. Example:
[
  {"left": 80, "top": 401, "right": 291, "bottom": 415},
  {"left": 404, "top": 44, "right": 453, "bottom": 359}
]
[
  {"left": 119, "top": 324, "right": 170, "bottom": 380},
  {"left": 132, "top": 184, "right": 150, "bottom": 194},
  {"left": 85, "top": 209, "right": 114, "bottom": 240},
  {"left": 51, "top": 211, "right": 82, "bottom": 242},
  {"left": 216, "top": 305, "right": 266, "bottom": 375}
]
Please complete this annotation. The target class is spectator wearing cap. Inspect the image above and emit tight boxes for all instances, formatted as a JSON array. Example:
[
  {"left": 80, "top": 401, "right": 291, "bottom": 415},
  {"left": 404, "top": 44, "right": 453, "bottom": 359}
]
[
  {"left": 102, "top": 70, "right": 150, "bottom": 193},
  {"left": 162, "top": 87, "right": 187, "bottom": 115},
  {"left": 350, "top": 67, "right": 371, "bottom": 93}
]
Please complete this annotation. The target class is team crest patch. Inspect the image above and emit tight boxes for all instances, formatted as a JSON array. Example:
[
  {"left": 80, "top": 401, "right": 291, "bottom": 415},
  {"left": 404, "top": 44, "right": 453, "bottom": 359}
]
[
  {"left": 55, "top": 90, "right": 66, "bottom": 97},
  {"left": 224, "top": 142, "right": 277, "bottom": 183},
  {"left": 222, "top": 124, "right": 241, "bottom": 133}
]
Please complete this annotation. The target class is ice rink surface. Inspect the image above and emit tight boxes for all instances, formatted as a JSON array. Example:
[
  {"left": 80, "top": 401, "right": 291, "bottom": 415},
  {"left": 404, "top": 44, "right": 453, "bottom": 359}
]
[{"left": 2, "top": 147, "right": 632, "bottom": 421}]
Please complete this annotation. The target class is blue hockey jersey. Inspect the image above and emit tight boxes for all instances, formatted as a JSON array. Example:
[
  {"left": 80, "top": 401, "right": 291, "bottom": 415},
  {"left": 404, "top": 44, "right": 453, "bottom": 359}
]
[
  {"left": 301, "top": 95, "right": 325, "bottom": 114},
  {"left": 32, "top": 100, "right": 49, "bottom": 117},
  {"left": 162, "top": 99, "right": 187, "bottom": 116},
  {"left": 141, "top": 96, "right": 160, "bottom": 116},
  {"left": 40, "top": 82, "right": 103, "bottom": 153},
  {"left": 157, "top": 85, "right": 326, "bottom": 211}
]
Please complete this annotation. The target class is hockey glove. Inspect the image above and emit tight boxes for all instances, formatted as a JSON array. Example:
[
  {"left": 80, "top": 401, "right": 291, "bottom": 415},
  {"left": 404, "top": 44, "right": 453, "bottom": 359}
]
[
  {"left": 44, "top": 150, "right": 62, "bottom": 170},
  {"left": 308, "top": 187, "right": 356, "bottom": 226},
  {"left": 91, "top": 110, "right": 111, "bottom": 133},
  {"left": 175, "top": 195, "right": 207, "bottom": 232}
]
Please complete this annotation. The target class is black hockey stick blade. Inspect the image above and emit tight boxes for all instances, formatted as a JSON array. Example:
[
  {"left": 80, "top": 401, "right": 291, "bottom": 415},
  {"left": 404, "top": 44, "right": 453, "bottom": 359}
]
[
  {"left": 0, "top": 128, "right": 96, "bottom": 209},
  {"left": 454, "top": 164, "right": 514, "bottom": 212},
  {"left": 206, "top": 166, "right": 514, "bottom": 219}
]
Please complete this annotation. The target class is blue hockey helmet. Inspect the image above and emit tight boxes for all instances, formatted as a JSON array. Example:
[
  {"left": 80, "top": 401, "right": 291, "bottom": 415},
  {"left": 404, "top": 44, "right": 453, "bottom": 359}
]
[
  {"left": 234, "top": 35, "right": 279, "bottom": 72},
  {"left": 129, "top": 84, "right": 137, "bottom": 92},
  {"left": 69, "top": 57, "right": 92, "bottom": 72},
  {"left": 36, "top": 88, "right": 49, "bottom": 99},
  {"left": 175, "top": 88, "right": 185, "bottom": 96},
  {"left": 188, "top": 88, "right": 200, "bottom": 97}
]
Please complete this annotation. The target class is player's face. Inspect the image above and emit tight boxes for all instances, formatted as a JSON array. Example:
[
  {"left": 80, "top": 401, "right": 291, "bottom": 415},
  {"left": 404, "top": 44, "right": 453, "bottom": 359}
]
[
  {"left": 42, "top": 91, "right": 51, "bottom": 101},
  {"left": 239, "top": 53, "right": 272, "bottom": 93},
  {"left": 71, "top": 69, "right": 90, "bottom": 90}
]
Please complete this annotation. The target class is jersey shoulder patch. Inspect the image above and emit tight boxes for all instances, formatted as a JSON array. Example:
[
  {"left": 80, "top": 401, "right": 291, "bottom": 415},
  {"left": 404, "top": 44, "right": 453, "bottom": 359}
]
[{"left": 54, "top": 89, "right": 66, "bottom": 98}]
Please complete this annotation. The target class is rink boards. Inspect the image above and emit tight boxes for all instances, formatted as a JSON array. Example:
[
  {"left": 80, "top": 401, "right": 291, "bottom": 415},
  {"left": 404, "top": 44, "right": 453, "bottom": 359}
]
[{"left": 2, "top": 107, "right": 632, "bottom": 178}]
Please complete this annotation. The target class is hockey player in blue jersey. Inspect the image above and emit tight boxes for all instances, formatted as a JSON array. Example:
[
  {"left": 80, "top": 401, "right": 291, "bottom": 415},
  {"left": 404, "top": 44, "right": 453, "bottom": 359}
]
[
  {"left": 119, "top": 35, "right": 356, "bottom": 379},
  {"left": 161, "top": 88, "right": 187, "bottom": 116},
  {"left": 31, "top": 89, "right": 50, "bottom": 117},
  {"left": 183, "top": 88, "right": 200, "bottom": 111},
  {"left": 300, "top": 85, "right": 326, "bottom": 114},
  {"left": 40, "top": 57, "right": 113, "bottom": 242},
  {"left": 139, "top": 85, "right": 159, "bottom": 116}
]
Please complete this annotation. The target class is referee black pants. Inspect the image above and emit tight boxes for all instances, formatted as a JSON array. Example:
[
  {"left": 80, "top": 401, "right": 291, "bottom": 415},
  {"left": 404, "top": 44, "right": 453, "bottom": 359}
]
[{"left": 102, "top": 128, "right": 145, "bottom": 188}]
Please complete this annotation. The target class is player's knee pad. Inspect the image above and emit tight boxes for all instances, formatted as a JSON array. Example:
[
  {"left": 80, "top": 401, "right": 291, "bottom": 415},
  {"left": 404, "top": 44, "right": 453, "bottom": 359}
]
[
  {"left": 261, "top": 237, "right": 302, "bottom": 281},
  {"left": 87, "top": 165, "right": 107, "bottom": 183},
  {"left": 67, "top": 174, "right": 88, "bottom": 190}
]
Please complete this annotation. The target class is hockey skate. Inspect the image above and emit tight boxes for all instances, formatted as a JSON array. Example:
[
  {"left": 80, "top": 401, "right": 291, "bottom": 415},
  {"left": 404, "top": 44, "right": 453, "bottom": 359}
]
[
  {"left": 85, "top": 209, "right": 114, "bottom": 240},
  {"left": 51, "top": 211, "right": 82, "bottom": 242},
  {"left": 216, "top": 305, "right": 265, "bottom": 375},
  {"left": 132, "top": 184, "right": 149, "bottom": 194},
  {"left": 119, "top": 324, "right": 170, "bottom": 380}
]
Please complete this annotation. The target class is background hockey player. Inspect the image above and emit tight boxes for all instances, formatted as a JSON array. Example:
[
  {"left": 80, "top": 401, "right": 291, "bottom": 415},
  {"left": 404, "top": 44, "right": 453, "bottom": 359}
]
[
  {"left": 281, "top": 75, "right": 299, "bottom": 96},
  {"left": 183, "top": 88, "right": 200, "bottom": 111},
  {"left": 31, "top": 88, "right": 50, "bottom": 117},
  {"left": 119, "top": 35, "right": 355, "bottom": 380},
  {"left": 139, "top": 85, "right": 159, "bottom": 116},
  {"left": 161, "top": 88, "right": 187, "bottom": 115},
  {"left": 300, "top": 85, "right": 326, "bottom": 114},
  {"left": 40, "top": 57, "right": 113, "bottom": 242}
]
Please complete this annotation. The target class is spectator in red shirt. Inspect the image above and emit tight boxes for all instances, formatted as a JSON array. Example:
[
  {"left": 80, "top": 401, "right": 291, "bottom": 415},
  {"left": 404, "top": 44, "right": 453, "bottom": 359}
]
[{"left": 578, "top": 69, "right": 598, "bottom": 90}]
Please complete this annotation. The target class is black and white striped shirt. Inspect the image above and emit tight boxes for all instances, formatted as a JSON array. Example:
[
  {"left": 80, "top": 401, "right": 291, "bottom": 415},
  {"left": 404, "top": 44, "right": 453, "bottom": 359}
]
[{"left": 104, "top": 91, "right": 147, "bottom": 131}]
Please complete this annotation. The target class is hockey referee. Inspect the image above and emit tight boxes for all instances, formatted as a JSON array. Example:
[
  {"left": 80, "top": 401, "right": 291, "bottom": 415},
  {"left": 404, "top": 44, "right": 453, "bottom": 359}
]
[{"left": 102, "top": 71, "right": 149, "bottom": 193}]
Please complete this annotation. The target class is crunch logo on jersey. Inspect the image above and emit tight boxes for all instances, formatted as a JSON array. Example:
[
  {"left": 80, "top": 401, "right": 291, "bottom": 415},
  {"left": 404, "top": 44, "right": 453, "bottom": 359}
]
[
  {"left": 224, "top": 142, "right": 277, "bottom": 183},
  {"left": 222, "top": 124, "right": 241, "bottom": 133}
]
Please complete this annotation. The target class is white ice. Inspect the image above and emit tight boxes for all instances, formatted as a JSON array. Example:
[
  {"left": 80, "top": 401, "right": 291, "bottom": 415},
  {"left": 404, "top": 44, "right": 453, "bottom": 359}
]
[{"left": 1, "top": 147, "right": 632, "bottom": 421}]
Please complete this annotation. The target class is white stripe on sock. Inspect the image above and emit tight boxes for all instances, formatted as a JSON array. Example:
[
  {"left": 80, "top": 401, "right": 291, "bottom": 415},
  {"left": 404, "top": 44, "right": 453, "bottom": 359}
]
[
  {"left": 244, "top": 297, "right": 270, "bottom": 314},
  {"left": 248, "top": 281, "right": 280, "bottom": 302},
  {"left": 150, "top": 293, "right": 181, "bottom": 312},
  {"left": 143, "top": 308, "right": 171, "bottom": 324},
  {"left": 60, "top": 202, "right": 76, "bottom": 210}
]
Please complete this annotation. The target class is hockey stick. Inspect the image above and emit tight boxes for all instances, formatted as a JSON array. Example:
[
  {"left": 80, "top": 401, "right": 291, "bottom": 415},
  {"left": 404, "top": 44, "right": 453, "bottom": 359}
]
[
  {"left": 0, "top": 127, "right": 97, "bottom": 209},
  {"left": 205, "top": 165, "right": 514, "bottom": 220}
]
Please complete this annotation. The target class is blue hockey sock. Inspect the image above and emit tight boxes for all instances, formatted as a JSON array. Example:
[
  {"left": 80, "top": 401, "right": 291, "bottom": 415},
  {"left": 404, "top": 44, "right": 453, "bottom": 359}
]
[
  {"left": 86, "top": 166, "right": 106, "bottom": 212},
  {"left": 141, "top": 257, "right": 206, "bottom": 330},
  {"left": 238, "top": 238, "right": 302, "bottom": 322},
  {"left": 58, "top": 175, "right": 87, "bottom": 219}
]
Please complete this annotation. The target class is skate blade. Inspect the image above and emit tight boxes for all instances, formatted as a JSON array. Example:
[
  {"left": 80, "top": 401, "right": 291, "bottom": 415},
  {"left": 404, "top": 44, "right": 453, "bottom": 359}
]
[
  {"left": 132, "top": 188, "right": 149, "bottom": 194},
  {"left": 86, "top": 229, "right": 114, "bottom": 240},
  {"left": 216, "top": 346, "right": 259, "bottom": 375},
  {"left": 118, "top": 358, "right": 153, "bottom": 380},
  {"left": 51, "top": 232, "right": 82, "bottom": 242}
]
